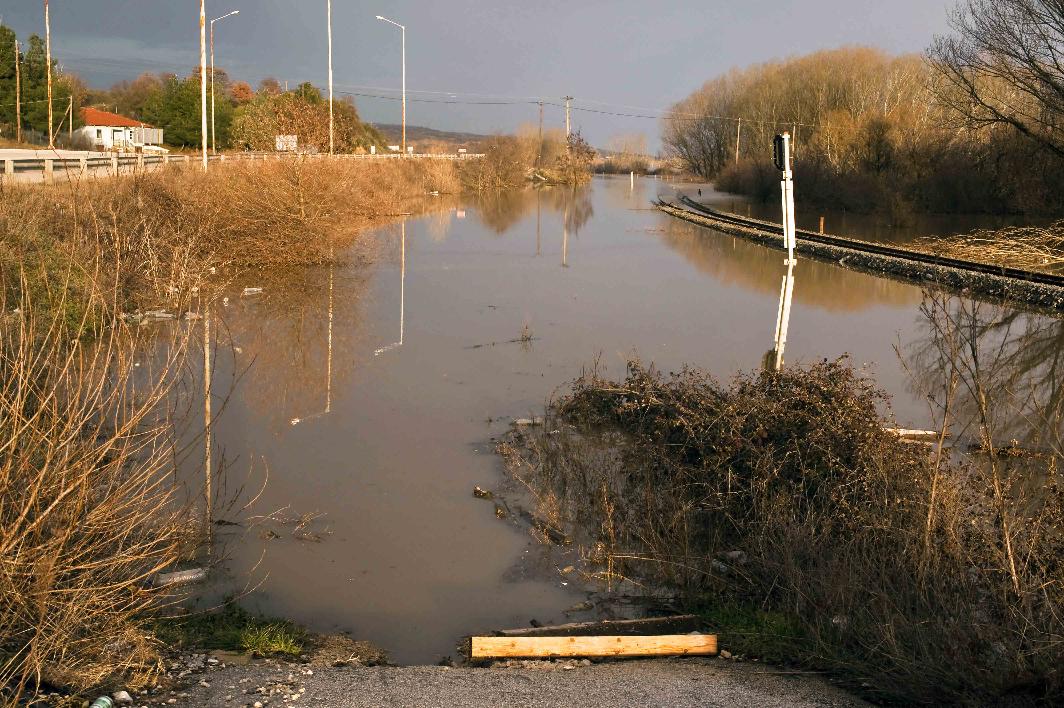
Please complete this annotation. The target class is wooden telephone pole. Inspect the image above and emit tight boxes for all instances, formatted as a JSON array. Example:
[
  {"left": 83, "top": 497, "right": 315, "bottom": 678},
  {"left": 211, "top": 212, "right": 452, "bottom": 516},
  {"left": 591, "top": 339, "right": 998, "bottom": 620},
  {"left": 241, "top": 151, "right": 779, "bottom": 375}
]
[
  {"left": 537, "top": 100, "right": 544, "bottom": 165},
  {"left": 44, "top": 0, "right": 53, "bottom": 148},
  {"left": 14, "top": 39, "right": 21, "bottom": 144}
]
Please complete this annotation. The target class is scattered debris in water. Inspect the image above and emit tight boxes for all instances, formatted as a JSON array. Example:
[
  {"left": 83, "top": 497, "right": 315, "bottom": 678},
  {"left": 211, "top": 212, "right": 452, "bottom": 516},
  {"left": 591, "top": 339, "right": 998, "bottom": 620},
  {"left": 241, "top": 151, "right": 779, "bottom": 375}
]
[
  {"left": 473, "top": 486, "right": 494, "bottom": 499},
  {"left": 242, "top": 287, "right": 264, "bottom": 296},
  {"left": 153, "top": 568, "right": 207, "bottom": 588}
]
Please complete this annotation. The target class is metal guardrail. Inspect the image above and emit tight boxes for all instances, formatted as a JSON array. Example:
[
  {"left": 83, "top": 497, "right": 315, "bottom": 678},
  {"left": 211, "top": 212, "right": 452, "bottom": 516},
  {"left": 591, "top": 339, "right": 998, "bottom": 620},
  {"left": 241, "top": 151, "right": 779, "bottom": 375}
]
[{"left": 1, "top": 151, "right": 485, "bottom": 182}]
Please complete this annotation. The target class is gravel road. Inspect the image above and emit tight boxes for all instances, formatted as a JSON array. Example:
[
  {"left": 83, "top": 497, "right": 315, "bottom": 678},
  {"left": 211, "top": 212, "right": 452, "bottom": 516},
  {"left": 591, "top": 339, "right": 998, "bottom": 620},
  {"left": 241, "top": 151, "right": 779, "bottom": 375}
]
[{"left": 129, "top": 656, "right": 868, "bottom": 708}]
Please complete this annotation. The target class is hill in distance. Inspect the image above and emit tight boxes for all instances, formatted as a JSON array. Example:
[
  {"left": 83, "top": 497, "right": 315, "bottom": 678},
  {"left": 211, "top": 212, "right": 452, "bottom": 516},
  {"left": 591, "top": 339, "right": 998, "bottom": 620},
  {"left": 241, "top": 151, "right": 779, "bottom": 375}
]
[{"left": 371, "top": 124, "right": 487, "bottom": 150}]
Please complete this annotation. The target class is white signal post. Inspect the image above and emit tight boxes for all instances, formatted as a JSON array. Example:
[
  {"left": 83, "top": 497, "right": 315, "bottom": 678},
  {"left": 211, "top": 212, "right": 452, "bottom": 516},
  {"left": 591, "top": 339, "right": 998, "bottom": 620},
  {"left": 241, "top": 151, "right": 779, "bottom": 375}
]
[
  {"left": 772, "top": 132, "right": 798, "bottom": 371},
  {"left": 210, "top": 10, "right": 240, "bottom": 156}
]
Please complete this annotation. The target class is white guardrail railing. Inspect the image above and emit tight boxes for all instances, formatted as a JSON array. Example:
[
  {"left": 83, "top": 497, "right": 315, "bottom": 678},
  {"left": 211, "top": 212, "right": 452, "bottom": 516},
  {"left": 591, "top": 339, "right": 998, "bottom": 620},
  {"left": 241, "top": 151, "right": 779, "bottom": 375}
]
[{"left": 1, "top": 151, "right": 485, "bottom": 182}]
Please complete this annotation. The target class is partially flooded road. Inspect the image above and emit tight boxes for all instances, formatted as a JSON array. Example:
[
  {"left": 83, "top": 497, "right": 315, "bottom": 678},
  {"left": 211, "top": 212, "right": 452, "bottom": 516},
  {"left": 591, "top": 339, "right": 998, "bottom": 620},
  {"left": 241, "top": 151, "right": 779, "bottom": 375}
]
[{"left": 196, "top": 176, "right": 1060, "bottom": 663}]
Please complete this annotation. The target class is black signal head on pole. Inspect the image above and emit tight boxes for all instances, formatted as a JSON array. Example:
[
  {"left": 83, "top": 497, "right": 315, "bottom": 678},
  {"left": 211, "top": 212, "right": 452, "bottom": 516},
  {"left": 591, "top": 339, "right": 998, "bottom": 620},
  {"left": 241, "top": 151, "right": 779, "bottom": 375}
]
[{"left": 773, "top": 134, "right": 786, "bottom": 172}]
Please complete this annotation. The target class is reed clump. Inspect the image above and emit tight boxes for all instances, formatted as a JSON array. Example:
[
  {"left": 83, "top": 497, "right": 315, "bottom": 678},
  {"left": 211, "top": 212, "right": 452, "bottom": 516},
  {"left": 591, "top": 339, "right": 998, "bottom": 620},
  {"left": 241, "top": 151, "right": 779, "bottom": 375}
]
[
  {"left": 917, "top": 222, "right": 1064, "bottom": 273},
  {"left": 0, "top": 247, "right": 200, "bottom": 702},
  {"left": 501, "top": 358, "right": 1063, "bottom": 705}
]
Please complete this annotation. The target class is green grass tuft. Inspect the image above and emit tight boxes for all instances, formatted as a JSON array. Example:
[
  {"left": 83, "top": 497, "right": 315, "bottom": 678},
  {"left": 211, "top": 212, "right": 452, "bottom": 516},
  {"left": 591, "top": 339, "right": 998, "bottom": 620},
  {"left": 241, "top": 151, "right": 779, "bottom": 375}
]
[{"left": 151, "top": 601, "right": 307, "bottom": 657}]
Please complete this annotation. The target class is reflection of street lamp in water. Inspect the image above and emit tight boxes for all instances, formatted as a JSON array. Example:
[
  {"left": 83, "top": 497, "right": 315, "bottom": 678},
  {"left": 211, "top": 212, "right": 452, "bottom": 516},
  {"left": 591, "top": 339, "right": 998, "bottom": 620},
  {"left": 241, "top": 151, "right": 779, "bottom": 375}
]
[
  {"left": 290, "top": 257, "right": 335, "bottom": 426},
  {"left": 375, "top": 220, "right": 406, "bottom": 356}
]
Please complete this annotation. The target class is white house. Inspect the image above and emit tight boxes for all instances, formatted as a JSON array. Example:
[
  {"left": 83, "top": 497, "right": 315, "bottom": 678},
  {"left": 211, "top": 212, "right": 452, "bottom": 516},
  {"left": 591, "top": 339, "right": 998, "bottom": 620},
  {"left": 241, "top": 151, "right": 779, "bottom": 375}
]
[{"left": 75, "top": 107, "right": 165, "bottom": 152}]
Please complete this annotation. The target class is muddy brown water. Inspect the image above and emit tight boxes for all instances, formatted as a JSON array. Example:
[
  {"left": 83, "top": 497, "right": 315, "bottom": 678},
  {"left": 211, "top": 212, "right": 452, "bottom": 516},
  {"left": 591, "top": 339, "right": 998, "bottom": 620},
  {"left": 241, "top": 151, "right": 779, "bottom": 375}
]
[{"left": 189, "top": 176, "right": 1061, "bottom": 664}]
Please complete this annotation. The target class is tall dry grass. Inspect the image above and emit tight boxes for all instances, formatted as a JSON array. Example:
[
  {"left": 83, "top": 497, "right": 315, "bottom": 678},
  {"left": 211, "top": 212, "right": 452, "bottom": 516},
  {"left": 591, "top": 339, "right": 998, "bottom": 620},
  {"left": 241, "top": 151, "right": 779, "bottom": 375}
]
[{"left": 0, "top": 156, "right": 460, "bottom": 701}]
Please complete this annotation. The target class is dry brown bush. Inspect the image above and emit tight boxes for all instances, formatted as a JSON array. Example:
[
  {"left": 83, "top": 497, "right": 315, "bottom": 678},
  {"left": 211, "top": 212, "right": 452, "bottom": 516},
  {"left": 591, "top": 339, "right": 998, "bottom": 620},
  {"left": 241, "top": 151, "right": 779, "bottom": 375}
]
[
  {"left": 0, "top": 220, "right": 202, "bottom": 703},
  {"left": 502, "top": 351, "right": 1063, "bottom": 705}
]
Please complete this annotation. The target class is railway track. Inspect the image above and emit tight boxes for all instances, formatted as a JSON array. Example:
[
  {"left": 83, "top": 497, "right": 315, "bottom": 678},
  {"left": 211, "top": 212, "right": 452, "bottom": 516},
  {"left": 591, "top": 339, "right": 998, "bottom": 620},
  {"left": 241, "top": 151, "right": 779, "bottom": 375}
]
[{"left": 662, "top": 195, "right": 1064, "bottom": 291}]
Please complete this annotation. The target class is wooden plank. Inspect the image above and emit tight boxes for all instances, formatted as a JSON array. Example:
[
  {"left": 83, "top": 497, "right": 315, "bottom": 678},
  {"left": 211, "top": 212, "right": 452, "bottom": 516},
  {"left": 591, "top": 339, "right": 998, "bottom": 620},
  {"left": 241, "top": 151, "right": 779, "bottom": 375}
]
[
  {"left": 496, "top": 615, "right": 702, "bottom": 638},
  {"left": 885, "top": 428, "right": 943, "bottom": 440},
  {"left": 470, "top": 634, "right": 717, "bottom": 659}
]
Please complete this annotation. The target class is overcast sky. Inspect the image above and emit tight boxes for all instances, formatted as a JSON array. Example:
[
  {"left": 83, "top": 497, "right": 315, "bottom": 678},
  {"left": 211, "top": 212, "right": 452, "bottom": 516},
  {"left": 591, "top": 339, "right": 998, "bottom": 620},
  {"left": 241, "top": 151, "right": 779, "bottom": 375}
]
[{"left": 1, "top": 1, "right": 956, "bottom": 148}]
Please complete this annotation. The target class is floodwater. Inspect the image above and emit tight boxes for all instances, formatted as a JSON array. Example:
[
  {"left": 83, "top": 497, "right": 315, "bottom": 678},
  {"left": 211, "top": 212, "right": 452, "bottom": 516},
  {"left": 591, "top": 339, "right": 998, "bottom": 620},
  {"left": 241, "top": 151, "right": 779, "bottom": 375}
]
[{"left": 193, "top": 176, "right": 1062, "bottom": 664}]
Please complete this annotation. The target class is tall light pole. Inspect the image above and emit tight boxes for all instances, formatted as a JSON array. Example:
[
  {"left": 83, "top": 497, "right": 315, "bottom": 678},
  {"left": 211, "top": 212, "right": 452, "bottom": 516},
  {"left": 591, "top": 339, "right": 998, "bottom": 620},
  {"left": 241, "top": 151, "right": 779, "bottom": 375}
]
[
  {"left": 210, "top": 10, "right": 240, "bottom": 156},
  {"left": 199, "top": 1, "right": 208, "bottom": 171},
  {"left": 376, "top": 15, "right": 406, "bottom": 155},
  {"left": 44, "top": 0, "right": 53, "bottom": 149},
  {"left": 327, "top": 0, "right": 334, "bottom": 155}
]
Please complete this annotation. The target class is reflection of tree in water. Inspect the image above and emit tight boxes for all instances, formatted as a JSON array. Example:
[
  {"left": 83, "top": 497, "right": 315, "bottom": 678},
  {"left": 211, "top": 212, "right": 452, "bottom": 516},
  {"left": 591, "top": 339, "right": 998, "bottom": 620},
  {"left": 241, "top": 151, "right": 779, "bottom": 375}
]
[
  {"left": 218, "top": 263, "right": 373, "bottom": 429},
  {"left": 658, "top": 220, "right": 920, "bottom": 312},
  {"left": 904, "top": 292, "right": 1064, "bottom": 454},
  {"left": 471, "top": 185, "right": 593, "bottom": 235}
]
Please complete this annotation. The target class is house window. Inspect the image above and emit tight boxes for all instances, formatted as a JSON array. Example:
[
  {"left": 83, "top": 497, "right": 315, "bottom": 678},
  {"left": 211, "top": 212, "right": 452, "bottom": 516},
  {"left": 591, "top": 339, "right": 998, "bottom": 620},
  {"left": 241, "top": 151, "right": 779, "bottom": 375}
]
[{"left": 96, "top": 129, "right": 102, "bottom": 139}]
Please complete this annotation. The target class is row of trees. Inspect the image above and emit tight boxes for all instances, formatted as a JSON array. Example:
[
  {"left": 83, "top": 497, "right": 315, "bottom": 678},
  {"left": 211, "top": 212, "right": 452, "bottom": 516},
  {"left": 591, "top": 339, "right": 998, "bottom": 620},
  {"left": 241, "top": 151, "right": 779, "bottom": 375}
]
[
  {"left": 86, "top": 72, "right": 385, "bottom": 153},
  {"left": 1, "top": 20, "right": 384, "bottom": 154},
  {"left": 663, "top": 0, "right": 1064, "bottom": 215},
  {"left": 0, "top": 24, "right": 77, "bottom": 141}
]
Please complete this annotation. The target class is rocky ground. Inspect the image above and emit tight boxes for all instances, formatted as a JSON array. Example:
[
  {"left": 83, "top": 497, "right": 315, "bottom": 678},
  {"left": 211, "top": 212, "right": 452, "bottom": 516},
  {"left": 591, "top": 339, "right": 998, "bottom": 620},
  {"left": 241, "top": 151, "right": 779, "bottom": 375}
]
[{"left": 78, "top": 651, "right": 868, "bottom": 708}]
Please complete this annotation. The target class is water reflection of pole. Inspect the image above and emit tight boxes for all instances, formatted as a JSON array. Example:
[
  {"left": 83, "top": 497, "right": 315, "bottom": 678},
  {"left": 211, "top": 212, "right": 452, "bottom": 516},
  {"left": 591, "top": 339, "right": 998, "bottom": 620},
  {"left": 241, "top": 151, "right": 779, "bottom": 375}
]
[
  {"left": 203, "top": 299, "right": 212, "bottom": 538},
  {"left": 290, "top": 255, "right": 336, "bottom": 426},
  {"left": 562, "top": 197, "right": 569, "bottom": 268},
  {"left": 536, "top": 190, "right": 542, "bottom": 257},
  {"left": 326, "top": 255, "right": 334, "bottom": 415},
  {"left": 374, "top": 219, "right": 406, "bottom": 355}
]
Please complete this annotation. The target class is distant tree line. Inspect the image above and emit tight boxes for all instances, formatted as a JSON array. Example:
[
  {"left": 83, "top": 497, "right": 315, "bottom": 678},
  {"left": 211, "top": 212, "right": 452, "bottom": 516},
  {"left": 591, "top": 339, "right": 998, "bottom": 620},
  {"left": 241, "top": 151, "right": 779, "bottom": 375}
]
[
  {"left": 663, "top": 0, "right": 1064, "bottom": 216},
  {"left": 0, "top": 21, "right": 383, "bottom": 153},
  {"left": 86, "top": 73, "right": 384, "bottom": 153}
]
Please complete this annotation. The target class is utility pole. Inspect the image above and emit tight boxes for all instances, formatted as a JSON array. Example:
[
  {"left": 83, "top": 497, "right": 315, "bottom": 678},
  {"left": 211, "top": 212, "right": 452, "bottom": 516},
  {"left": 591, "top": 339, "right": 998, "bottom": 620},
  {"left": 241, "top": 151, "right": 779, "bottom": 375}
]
[
  {"left": 537, "top": 100, "right": 543, "bottom": 165},
  {"left": 327, "top": 0, "right": 334, "bottom": 155},
  {"left": 199, "top": 1, "right": 208, "bottom": 170},
  {"left": 735, "top": 118, "right": 742, "bottom": 165},
  {"left": 563, "top": 96, "right": 573, "bottom": 138},
  {"left": 14, "top": 39, "right": 21, "bottom": 144},
  {"left": 67, "top": 94, "right": 72, "bottom": 142},
  {"left": 44, "top": 0, "right": 53, "bottom": 149}
]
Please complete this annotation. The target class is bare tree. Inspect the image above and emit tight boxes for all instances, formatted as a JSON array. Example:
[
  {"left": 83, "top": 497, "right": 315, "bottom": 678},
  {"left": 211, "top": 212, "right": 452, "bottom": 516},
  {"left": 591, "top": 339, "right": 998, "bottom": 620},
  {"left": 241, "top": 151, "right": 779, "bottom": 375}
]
[{"left": 930, "top": 0, "right": 1064, "bottom": 158}]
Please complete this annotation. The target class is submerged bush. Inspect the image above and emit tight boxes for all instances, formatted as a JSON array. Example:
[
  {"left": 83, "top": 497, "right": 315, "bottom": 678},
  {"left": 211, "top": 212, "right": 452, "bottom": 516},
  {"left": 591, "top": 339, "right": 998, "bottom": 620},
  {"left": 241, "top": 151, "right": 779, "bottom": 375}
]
[{"left": 502, "top": 358, "right": 1063, "bottom": 705}]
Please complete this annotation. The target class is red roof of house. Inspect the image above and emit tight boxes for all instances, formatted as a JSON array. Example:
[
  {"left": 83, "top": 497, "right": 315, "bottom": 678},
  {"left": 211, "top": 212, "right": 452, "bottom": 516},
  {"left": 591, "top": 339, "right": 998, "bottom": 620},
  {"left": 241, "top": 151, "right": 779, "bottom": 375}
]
[{"left": 80, "top": 107, "right": 154, "bottom": 129}]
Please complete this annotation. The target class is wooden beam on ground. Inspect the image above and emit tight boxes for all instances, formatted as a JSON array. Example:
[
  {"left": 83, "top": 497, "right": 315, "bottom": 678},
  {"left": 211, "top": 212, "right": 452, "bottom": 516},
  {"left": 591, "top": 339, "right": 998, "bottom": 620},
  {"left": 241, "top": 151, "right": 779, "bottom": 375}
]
[
  {"left": 470, "top": 634, "right": 717, "bottom": 659},
  {"left": 495, "top": 615, "right": 703, "bottom": 638},
  {"left": 885, "top": 428, "right": 943, "bottom": 440}
]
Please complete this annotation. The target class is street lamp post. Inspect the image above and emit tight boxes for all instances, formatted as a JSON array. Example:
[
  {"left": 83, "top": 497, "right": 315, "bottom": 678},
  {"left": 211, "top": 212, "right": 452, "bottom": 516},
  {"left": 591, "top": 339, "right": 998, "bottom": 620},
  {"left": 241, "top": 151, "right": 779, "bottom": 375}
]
[
  {"left": 375, "top": 15, "right": 406, "bottom": 155},
  {"left": 210, "top": 10, "right": 240, "bottom": 156}
]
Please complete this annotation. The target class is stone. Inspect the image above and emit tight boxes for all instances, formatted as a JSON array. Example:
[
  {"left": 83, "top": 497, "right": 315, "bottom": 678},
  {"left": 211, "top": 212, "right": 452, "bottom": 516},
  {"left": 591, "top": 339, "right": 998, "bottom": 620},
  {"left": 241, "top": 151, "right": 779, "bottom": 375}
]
[
  {"left": 720, "top": 650, "right": 733, "bottom": 659},
  {"left": 112, "top": 690, "right": 133, "bottom": 705}
]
